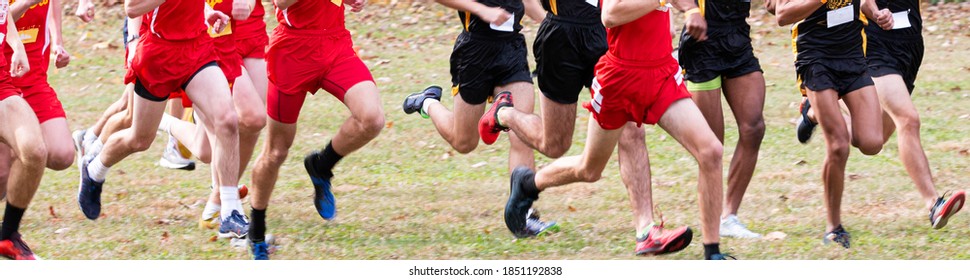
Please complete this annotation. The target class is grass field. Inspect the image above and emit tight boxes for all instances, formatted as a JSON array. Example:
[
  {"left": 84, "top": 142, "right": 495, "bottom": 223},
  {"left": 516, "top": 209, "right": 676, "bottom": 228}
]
[{"left": 18, "top": 2, "right": 970, "bottom": 259}]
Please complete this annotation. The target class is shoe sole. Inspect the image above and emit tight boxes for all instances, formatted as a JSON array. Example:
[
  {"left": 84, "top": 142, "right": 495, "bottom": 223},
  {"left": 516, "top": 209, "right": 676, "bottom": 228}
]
[
  {"left": 158, "top": 157, "right": 196, "bottom": 171},
  {"left": 636, "top": 228, "right": 694, "bottom": 256},
  {"left": 217, "top": 231, "right": 248, "bottom": 239},
  {"left": 933, "top": 192, "right": 966, "bottom": 229},
  {"left": 535, "top": 222, "right": 561, "bottom": 237}
]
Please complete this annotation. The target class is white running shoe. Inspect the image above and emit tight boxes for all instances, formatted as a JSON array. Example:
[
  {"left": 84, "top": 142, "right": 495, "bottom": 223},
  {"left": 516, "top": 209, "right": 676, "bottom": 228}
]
[
  {"left": 158, "top": 137, "right": 196, "bottom": 171},
  {"left": 719, "top": 215, "right": 762, "bottom": 239}
]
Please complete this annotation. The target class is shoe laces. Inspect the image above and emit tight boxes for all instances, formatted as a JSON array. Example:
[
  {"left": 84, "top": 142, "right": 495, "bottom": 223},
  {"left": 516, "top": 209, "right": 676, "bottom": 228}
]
[
  {"left": 252, "top": 242, "right": 270, "bottom": 259},
  {"left": 9, "top": 234, "right": 34, "bottom": 257}
]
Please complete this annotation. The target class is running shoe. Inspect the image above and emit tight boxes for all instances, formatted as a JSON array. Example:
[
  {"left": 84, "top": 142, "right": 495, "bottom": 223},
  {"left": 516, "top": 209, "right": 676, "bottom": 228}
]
[
  {"left": 719, "top": 215, "right": 762, "bottom": 238},
  {"left": 77, "top": 156, "right": 103, "bottom": 220},
  {"left": 505, "top": 167, "right": 538, "bottom": 238},
  {"left": 251, "top": 241, "right": 270, "bottom": 260},
  {"left": 478, "top": 91, "right": 513, "bottom": 145},
  {"left": 158, "top": 135, "right": 196, "bottom": 171},
  {"left": 796, "top": 98, "right": 817, "bottom": 144},
  {"left": 72, "top": 129, "right": 86, "bottom": 157},
  {"left": 0, "top": 233, "right": 38, "bottom": 260},
  {"left": 708, "top": 254, "right": 736, "bottom": 260},
  {"left": 521, "top": 209, "right": 560, "bottom": 237},
  {"left": 304, "top": 152, "right": 336, "bottom": 220},
  {"left": 218, "top": 210, "right": 250, "bottom": 239},
  {"left": 402, "top": 85, "right": 443, "bottom": 118},
  {"left": 635, "top": 223, "right": 693, "bottom": 256},
  {"left": 930, "top": 190, "right": 965, "bottom": 229},
  {"left": 178, "top": 108, "right": 195, "bottom": 158},
  {"left": 199, "top": 209, "right": 220, "bottom": 230},
  {"left": 823, "top": 225, "right": 850, "bottom": 249}
]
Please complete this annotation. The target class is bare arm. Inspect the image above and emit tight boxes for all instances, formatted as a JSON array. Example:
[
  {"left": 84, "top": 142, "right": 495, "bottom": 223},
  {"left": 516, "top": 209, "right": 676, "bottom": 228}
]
[
  {"left": 775, "top": 0, "right": 822, "bottom": 26},
  {"left": 76, "top": 0, "right": 96, "bottom": 22},
  {"left": 126, "top": 0, "right": 167, "bottom": 18},
  {"left": 275, "top": 0, "right": 298, "bottom": 10},
  {"left": 10, "top": 0, "right": 43, "bottom": 21},
  {"left": 601, "top": 0, "right": 660, "bottom": 28},
  {"left": 435, "top": 0, "right": 512, "bottom": 26},
  {"left": 50, "top": 0, "right": 72, "bottom": 68},
  {"left": 6, "top": 16, "right": 29, "bottom": 77},
  {"left": 523, "top": 0, "right": 545, "bottom": 23}
]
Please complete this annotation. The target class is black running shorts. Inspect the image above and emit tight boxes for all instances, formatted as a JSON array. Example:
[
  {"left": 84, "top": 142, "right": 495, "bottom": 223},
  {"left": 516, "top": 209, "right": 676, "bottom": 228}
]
[
  {"left": 866, "top": 34, "right": 924, "bottom": 94},
  {"left": 533, "top": 15, "right": 607, "bottom": 104},
  {"left": 449, "top": 32, "right": 532, "bottom": 105},
  {"left": 796, "top": 58, "right": 873, "bottom": 97},
  {"left": 678, "top": 24, "right": 762, "bottom": 83}
]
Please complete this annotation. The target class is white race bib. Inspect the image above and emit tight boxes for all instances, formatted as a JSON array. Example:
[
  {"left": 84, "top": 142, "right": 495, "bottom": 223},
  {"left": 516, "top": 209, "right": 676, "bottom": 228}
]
[
  {"left": 489, "top": 15, "right": 514, "bottom": 32},
  {"left": 826, "top": 4, "right": 853, "bottom": 28},
  {"left": 586, "top": 0, "right": 598, "bottom": 7},
  {"left": 892, "top": 11, "right": 912, "bottom": 29}
]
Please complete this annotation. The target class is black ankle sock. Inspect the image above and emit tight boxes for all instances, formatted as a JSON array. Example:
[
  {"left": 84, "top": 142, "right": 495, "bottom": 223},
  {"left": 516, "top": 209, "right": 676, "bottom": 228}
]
[
  {"left": 703, "top": 243, "right": 721, "bottom": 260},
  {"left": 250, "top": 207, "right": 267, "bottom": 243},
  {"left": 522, "top": 172, "right": 540, "bottom": 200},
  {"left": 2, "top": 203, "right": 26, "bottom": 240},
  {"left": 313, "top": 141, "right": 343, "bottom": 178}
]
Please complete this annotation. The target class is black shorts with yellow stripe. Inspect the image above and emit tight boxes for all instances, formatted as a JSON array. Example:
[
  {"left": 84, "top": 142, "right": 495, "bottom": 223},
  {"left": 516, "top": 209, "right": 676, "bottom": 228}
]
[
  {"left": 678, "top": 23, "right": 762, "bottom": 84},
  {"left": 796, "top": 57, "right": 873, "bottom": 97},
  {"left": 534, "top": 14, "right": 607, "bottom": 104},
  {"left": 866, "top": 33, "right": 924, "bottom": 94},
  {"left": 449, "top": 32, "right": 533, "bottom": 105}
]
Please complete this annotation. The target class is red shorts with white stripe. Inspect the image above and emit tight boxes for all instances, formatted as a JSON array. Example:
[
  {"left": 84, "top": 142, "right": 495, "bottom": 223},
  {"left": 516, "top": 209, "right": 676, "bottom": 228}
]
[
  {"left": 583, "top": 53, "right": 691, "bottom": 130},
  {"left": 265, "top": 26, "right": 374, "bottom": 124}
]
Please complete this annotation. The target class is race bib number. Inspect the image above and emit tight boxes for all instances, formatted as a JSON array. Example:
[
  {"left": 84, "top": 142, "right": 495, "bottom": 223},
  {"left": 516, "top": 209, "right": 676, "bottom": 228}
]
[
  {"left": 18, "top": 28, "right": 38, "bottom": 44},
  {"left": 892, "top": 11, "right": 911, "bottom": 29},
  {"left": 826, "top": 4, "right": 853, "bottom": 28},
  {"left": 208, "top": 21, "right": 232, "bottom": 38},
  {"left": 489, "top": 15, "right": 514, "bottom": 32},
  {"left": 586, "top": 0, "right": 597, "bottom": 7}
]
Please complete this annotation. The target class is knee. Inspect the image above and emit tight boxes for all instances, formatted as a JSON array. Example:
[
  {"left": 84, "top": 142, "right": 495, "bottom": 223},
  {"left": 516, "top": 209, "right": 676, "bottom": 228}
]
[
  {"left": 213, "top": 110, "right": 240, "bottom": 136},
  {"left": 46, "top": 147, "right": 75, "bottom": 171},
  {"left": 19, "top": 143, "right": 48, "bottom": 169},
  {"left": 355, "top": 111, "right": 384, "bottom": 139},
  {"left": 453, "top": 141, "right": 478, "bottom": 154},
  {"left": 896, "top": 113, "right": 922, "bottom": 136},
  {"left": 856, "top": 139, "right": 883, "bottom": 156},
  {"left": 239, "top": 112, "right": 266, "bottom": 134},
  {"left": 696, "top": 140, "right": 724, "bottom": 167},
  {"left": 261, "top": 146, "right": 289, "bottom": 167},
  {"left": 544, "top": 144, "right": 569, "bottom": 159},
  {"left": 739, "top": 117, "right": 766, "bottom": 143},
  {"left": 196, "top": 149, "right": 212, "bottom": 164},
  {"left": 827, "top": 137, "right": 851, "bottom": 161}
]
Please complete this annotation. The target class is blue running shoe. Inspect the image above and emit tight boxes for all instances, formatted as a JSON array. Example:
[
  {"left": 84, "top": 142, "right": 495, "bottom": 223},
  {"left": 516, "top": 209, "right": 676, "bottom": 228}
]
[
  {"left": 304, "top": 153, "right": 336, "bottom": 220},
  {"left": 708, "top": 254, "right": 736, "bottom": 260},
  {"left": 77, "top": 157, "right": 103, "bottom": 220},
  {"left": 218, "top": 210, "right": 250, "bottom": 239},
  {"left": 251, "top": 241, "right": 270, "bottom": 260}
]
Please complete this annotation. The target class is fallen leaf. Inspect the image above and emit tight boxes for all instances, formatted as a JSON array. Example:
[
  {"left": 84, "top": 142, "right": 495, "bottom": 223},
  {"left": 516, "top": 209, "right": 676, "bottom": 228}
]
[
  {"left": 763, "top": 231, "right": 787, "bottom": 241},
  {"left": 385, "top": 120, "right": 394, "bottom": 129},
  {"left": 471, "top": 161, "right": 487, "bottom": 168},
  {"left": 483, "top": 228, "right": 491, "bottom": 234},
  {"left": 161, "top": 231, "right": 170, "bottom": 242},
  {"left": 959, "top": 149, "right": 969, "bottom": 156},
  {"left": 779, "top": 195, "right": 789, "bottom": 201},
  {"left": 848, "top": 173, "right": 864, "bottom": 181},
  {"left": 209, "top": 235, "right": 218, "bottom": 242},
  {"left": 54, "top": 228, "right": 70, "bottom": 234},
  {"left": 567, "top": 205, "right": 577, "bottom": 212},
  {"left": 48, "top": 206, "right": 58, "bottom": 219},
  {"left": 794, "top": 160, "right": 807, "bottom": 166}
]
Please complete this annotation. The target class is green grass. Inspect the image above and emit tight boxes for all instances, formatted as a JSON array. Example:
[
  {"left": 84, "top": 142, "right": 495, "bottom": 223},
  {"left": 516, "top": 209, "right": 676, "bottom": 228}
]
[{"left": 19, "top": 3, "right": 970, "bottom": 259}]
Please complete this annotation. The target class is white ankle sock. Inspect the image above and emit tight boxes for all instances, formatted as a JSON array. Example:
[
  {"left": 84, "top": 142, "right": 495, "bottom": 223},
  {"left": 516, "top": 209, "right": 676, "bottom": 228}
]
[
  {"left": 159, "top": 114, "right": 178, "bottom": 133},
  {"left": 219, "top": 185, "right": 243, "bottom": 220},
  {"left": 83, "top": 129, "right": 97, "bottom": 142},
  {"left": 202, "top": 201, "right": 221, "bottom": 220},
  {"left": 87, "top": 156, "right": 109, "bottom": 182},
  {"left": 88, "top": 138, "right": 103, "bottom": 156},
  {"left": 421, "top": 99, "right": 439, "bottom": 116}
]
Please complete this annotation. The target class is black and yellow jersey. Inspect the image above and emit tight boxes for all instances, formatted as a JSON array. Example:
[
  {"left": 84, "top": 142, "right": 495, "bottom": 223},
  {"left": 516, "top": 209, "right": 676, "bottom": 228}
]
[
  {"left": 540, "top": 0, "right": 599, "bottom": 20},
  {"left": 865, "top": 0, "right": 921, "bottom": 39},
  {"left": 457, "top": 0, "right": 525, "bottom": 37},
  {"left": 792, "top": 0, "right": 865, "bottom": 64},
  {"left": 696, "top": 0, "right": 750, "bottom": 25}
]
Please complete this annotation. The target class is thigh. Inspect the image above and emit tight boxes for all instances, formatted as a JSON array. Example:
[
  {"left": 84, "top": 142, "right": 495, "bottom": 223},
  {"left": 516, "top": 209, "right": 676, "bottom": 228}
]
[
  {"left": 0, "top": 96, "right": 44, "bottom": 156},
  {"left": 722, "top": 71, "right": 766, "bottom": 123},
  {"left": 657, "top": 99, "right": 720, "bottom": 154},
  {"left": 341, "top": 81, "right": 383, "bottom": 121},
  {"left": 243, "top": 58, "right": 268, "bottom": 103},
  {"left": 185, "top": 65, "right": 235, "bottom": 121},
  {"left": 842, "top": 85, "right": 883, "bottom": 142},
  {"left": 232, "top": 69, "right": 266, "bottom": 117},
  {"left": 40, "top": 117, "right": 75, "bottom": 156}
]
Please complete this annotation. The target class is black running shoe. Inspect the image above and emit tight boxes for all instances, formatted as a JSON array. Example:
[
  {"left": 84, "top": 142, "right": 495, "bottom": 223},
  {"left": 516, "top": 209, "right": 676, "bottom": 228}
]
[
  {"left": 823, "top": 225, "right": 850, "bottom": 249},
  {"left": 77, "top": 157, "right": 103, "bottom": 220},
  {"left": 797, "top": 98, "right": 817, "bottom": 144},
  {"left": 708, "top": 253, "right": 736, "bottom": 260},
  {"left": 505, "top": 167, "right": 538, "bottom": 238},
  {"left": 402, "top": 85, "right": 443, "bottom": 118}
]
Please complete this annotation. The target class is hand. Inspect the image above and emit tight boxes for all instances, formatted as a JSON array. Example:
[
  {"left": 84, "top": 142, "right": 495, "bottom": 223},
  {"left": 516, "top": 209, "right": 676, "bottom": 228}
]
[
  {"left": 54, "top": 45, "right": 71, "bottom": 68},
  {"left": 875, "top": 8, "right": 893, "bottom": 30},
  {"left": 765, "top": 0, "right": 776, "bottom": 15},
  {"left": 9, "top": 50, "right": 29, "bottom": 78},
  {"left": 685, "top": 12, "right": 708, "bottom": 41},
  {"left": 206, "top": 10, "right": 230, "bottom": 34},
  {"left": 476, "top": 6, "right": 512, "bottom": 26},
  {"left": 75, "top": 0, "right": 96, "bottom": 22},
  {"left": 346, "top": 0, "right": 365, "bottom": 13},
  {"left": 231, "top": 0, "right": 253, "bottom": 20}
]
